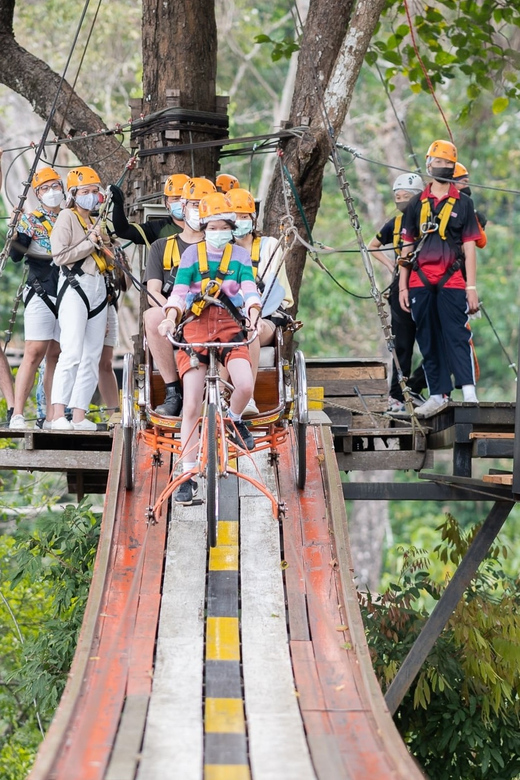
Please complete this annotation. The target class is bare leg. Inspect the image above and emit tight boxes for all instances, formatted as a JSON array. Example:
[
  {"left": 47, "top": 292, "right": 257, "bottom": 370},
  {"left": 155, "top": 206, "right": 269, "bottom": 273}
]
[
  {"left": 12, "top": 340, "right": 48, "bottom": 416},
  {"left": 228, "top": 357, "right": 254, "bottom": 416},
  {"left": 0, "top": 349, "right": 14, "bottom": 409},
  {"left": 144, "top": 307, "right": 178, "bottom": 383},
  {"left": 98, "top": 344, "right": 119, "bottom": 410},
  {"left": 43, "top": 340, "right": 60, "bottom": 422},
  {"left": 249, "top": 319, "right": 275, "bottom": 384},
  {"left": 180, "top": 366, "right": 207, "bottom": 464}
]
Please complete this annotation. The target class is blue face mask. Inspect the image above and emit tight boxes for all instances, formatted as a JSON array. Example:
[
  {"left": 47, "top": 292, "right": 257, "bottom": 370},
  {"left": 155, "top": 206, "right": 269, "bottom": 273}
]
[
  {"left": 169, "top": 201, "right": 184, "bottom": 220},
  {"left": 76, "top": 192, "right": 99, "bottom": 211},
  {"left": 232, "top": 218, "right": 253, "bottom": 238},
  {"left": 206, "top": 230, "right": 233, "bottom": 250}
]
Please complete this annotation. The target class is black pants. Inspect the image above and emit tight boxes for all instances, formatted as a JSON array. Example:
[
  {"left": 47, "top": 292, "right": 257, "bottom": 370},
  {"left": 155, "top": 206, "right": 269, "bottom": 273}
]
[{"left": 389, "top": 278, "right": 426, "bottom": 401}]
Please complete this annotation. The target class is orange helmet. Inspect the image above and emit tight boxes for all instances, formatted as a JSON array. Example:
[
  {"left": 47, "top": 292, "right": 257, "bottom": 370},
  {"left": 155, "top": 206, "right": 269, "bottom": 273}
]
[
  {"left": 181, "top": 177, "right": 217, "bottom": 202},
  {"left": 426, "top": 140, "right": 457, "bottom": 163},
  {"left": 32, "top": 166, "right": 61, "bottom": 190},
  {"left": 199, "top": 192, "right": 236, "bottom": 224},
  {"left": 164, "top": 173, "right": 189, "bottom": 197},
  {"left": 226, "top": 187, "right": 256, "bottom": 215},
  {"left": 216, "top": 173, "right": 240, "bottom": 193},
  {"left": 67, "top": 166, "right": 101, "bottom": 190},
  {"left": 453, "top": 162, "right": 469, "bottom": 180}
]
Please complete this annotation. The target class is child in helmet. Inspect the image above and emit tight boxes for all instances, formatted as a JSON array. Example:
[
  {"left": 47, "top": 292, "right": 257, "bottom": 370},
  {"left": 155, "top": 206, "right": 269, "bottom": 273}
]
[
  {"left": 109, "top": 172, "right": 189, "bottom": 246},
  {"left": 50, "top": 166, "right": 111, "bottom": 430},
  {"left": 226, "top": 187, "right": 293, "bottom": 415},
  {"left": 144, "top": 177, "right": 214, "bottom": 415},
  {"left": 399, "top": 140, "right": 481, "bottom": 417},
  {"left": 158, "top": 191, "right": 262, "bottom": 505},
  {"left": 368, "top": 172, "right": 426, "bottom": 413},
  {"left": 9, "top": 166, "right": 64, "bottom": 429}
]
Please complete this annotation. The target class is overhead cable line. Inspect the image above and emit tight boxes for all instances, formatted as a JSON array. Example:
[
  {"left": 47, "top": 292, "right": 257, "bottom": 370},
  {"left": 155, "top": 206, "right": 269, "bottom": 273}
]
[{"left": 0, "top": 0, "right": 95, "bottom": 278}]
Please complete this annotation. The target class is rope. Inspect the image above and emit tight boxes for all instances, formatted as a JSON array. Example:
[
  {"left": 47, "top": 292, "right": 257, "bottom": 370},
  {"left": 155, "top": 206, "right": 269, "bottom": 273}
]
[
  {"left": 479, "top": 303, "right": 517, "bottom": 376},
  {"left": 0, "top": 0, "right": 94, "bottom": 277},
  {"left": 402, "top": 0, "right": 454, "bottom": 143}
]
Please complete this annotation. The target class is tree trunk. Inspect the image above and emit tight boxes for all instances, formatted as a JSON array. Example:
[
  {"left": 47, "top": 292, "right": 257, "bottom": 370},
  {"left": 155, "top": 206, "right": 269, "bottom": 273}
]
[
  {"left": 133, "top": 0, "right": 221, "bottom": 198},
  {"left": 0, "top": 0, "right": 129, "bottom": 184},
  {"left": 262, "top": 0, "right": 386, "bottom": 315}
]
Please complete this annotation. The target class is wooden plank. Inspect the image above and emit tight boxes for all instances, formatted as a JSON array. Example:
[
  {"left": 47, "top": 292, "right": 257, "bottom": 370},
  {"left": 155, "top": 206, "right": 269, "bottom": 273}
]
[
  {"left": 137, "top": 499, "right": 207, "bottom": 780},
  {"left": 239, "top": 453, "right": 316, "bottom": 779},
  {"left": 483, "top": 473, "right": 513, "bottom": 485},
  {"left": 105, "top": 695, "right": 149, "bottom": 780},
  {"left": 0, "top": 449, "right": 112, "bottom": 470},
  {"left": 306, "top": 364, "right": 387, "bottom": 381},
  {"left": 309, "top": 379, "right": 388, "bottom": 397},
  {"left": 336, "top": 450, "right": 434, "bottom": 471},
  {"left": 469, "top": 432, "right": 515, "bottom": 439}
]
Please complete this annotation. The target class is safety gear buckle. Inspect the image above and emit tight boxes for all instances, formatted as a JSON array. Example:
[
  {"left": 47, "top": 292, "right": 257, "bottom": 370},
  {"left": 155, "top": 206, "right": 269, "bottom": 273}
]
[{"left": 420, "top": 221, "right": 439, "bottom": 234}]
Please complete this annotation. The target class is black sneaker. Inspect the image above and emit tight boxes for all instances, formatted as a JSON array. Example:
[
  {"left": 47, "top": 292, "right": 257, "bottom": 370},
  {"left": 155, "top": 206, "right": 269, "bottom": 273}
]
[
  {"left": 227, "top": 420, "right": 255, "bottom": 451},
  {"left": 155, "top": 387, "right": 183, "bottom": 417},
  {"left": 174, "top": 478, "right": 198, "bottom": 505},
  {"left": 6, "top": 407, "right": 13, "bottom": 425}
]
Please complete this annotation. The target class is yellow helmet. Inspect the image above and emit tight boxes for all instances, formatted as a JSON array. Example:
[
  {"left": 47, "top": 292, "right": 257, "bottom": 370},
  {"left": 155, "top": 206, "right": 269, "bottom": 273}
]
[
  {"left": 225, "top": 187, "right": 256, "bottom": 215},
  {"left": 67, "top": 166, "right": 101, "bottom": 190},
  {"left": 199, "top": 192, "right": 236, "bottom": 224},
  {"left": 164, "top": 173, "right": 189, "bottom": 197},
  {"left": 181, "top": 177, "right": 217, "bottom": 202},
  {"left": 216, "top": 173, "right": 240, "bottom": 193},
  {"left": 426, "top": 140, "right": 457, "bottom": 163},
  {"left": 453, "top": 162, "right": 469, "bottom": 180},
  {"left": 32, "top": 166, "right": 61, "bottom": 190}
]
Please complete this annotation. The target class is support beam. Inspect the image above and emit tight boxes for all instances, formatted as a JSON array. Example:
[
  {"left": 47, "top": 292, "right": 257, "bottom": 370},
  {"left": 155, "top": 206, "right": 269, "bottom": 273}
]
[
  {"left": 384, "top": 500, "right": 514, "bottom": 715},
  {"left": 343, "top": 481, "right": 513, "bottom": 501}
]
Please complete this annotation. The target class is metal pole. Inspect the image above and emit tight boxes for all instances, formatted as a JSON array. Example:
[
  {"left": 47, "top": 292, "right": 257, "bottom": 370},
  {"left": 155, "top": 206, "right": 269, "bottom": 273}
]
[
  {"left": 512, "top": 317, "right": 520, "bottom": 495},
  {"left": 385, "top": 500, "right": 514, "bottom": 715}
]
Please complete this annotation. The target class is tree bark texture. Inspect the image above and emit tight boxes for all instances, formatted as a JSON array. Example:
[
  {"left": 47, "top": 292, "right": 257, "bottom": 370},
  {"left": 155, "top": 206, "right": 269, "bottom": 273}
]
[
  {"left": 133, "top": 0, "right": 220, "bottom": 197},
  {"left": 262, "top": 0, "right": 387, "bottom": 316},
  {"left": 0, "top": 0, "right": 129, "bottom": 185}
]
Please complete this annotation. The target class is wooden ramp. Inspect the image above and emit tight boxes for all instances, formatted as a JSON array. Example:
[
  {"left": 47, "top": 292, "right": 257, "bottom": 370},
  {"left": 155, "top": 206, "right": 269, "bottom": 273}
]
[{"left": 27, "top": 421, "right": 424, "bottom": 780}]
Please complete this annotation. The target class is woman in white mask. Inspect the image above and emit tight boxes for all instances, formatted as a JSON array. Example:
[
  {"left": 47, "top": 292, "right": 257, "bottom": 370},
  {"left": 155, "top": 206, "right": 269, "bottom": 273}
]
[
  {"left": 9, "top": 166, "right": 64, "bottom": 429},
  {"left": 226, "top": 187, "right": 294, "bottom": 415},
  {"left": 50, "top": 166, "right": 111, "bottom": 430}
]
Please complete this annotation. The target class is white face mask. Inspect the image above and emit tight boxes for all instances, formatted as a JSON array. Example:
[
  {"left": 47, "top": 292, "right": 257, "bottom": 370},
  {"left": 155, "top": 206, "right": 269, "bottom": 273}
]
[
  {"left": 185, "top": 206, "right": 200, "bottom": 231},
  {"left": 75, "top": 192, "right": 100, "bottom": 211},
  {"left": 40, "top": 189, "right": 63, "bottom": 208},
  {"left": 232, "top": 218, "right": 253, "bottom": 238},
  {"left": 206, "top": 229, "right": 233, "bottom": 250},
  {"left": 169, "top": 201, "right": 184, "bottom": 220}
]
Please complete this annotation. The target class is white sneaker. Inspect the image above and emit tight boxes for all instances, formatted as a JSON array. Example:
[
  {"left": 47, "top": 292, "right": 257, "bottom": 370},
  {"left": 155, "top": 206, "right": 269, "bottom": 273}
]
[
  {"left": 387, "top": 397, "right": 405, "bottom": 413},
  {"left": 9, "top": 414, "right": 26, "bottom": 430},
  {"left": 72, "top": 418, "right": 97, "bottom": 431},
  {"left": 43, "top": 420, "right": 53, "bottom": 430},
  {"left": 415, "top": 396, "right": 449, "bottom": 418},
  {"left": 52, "top": 416, "right": 73, "bottom": 431},
  {"left": 243, "top": 398, "right": 259, "bottom": 416}
]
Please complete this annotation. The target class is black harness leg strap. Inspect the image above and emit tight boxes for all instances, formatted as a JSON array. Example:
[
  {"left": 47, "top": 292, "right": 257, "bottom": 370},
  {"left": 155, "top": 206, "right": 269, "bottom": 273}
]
[
  {"left": 56, "top": 263, "right": 108, "bottom": 319},
  {"left": 27, "top": 277, "right": 57, "bottom": 316}
]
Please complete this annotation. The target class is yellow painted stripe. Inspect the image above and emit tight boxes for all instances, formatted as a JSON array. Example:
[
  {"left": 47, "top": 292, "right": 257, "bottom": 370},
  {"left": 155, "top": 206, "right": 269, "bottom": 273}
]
[
  {"left": 217, "top": 520, "right": 239, "bottom": 547},
  {"left": 209, "top": 546, "right": 238, "bottom": 571},
  {"left": 205, "top": 697, "right": 245, "bottom": 733},
  {"left": 308, "top": 386, "right": 324, "bottom": 410},
  {"left": 206, "top": 617, "right": 240, "bottom": 661},
  {"left": 204, "top": 766, "right": 250, "bottom": 780}
]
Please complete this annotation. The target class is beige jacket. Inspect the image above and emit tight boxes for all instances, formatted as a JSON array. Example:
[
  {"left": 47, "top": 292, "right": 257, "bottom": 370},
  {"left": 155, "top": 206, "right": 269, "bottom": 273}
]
[{"left": 50, "top": 208, "right": 100, "bottom": 276}]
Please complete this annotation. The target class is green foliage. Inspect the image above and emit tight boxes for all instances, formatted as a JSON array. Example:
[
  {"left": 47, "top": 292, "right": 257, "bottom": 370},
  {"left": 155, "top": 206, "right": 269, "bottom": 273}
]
[
  {"left": 0, "top": 501, "right": 100, "bottom": 775},
  {"left": 361, "top": 515, "right": 520, "bottom": 779},
  {"left": 254, "top": 33, "right": 300, "bottom": 61},
  {"left": 371, "top": 0, "right": 520, "bottom": 114}
]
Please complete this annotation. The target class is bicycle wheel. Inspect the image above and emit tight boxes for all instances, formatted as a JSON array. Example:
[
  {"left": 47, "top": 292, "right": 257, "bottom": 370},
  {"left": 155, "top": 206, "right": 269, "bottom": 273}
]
[
  {"left": 293, "top": 350, "right": 308, "bottom": 490},
  {"left": 207, "top": 401, "right": 219, "bottom": 547},
  {"left": 122, "top": 353, "right": 136, "bottom": 491}
]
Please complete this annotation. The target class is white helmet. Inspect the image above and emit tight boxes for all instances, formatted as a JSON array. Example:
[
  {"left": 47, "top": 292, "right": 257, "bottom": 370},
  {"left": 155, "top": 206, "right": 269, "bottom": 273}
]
[{"left": 393, "top": 173, "right": 424, "bottom": 194}]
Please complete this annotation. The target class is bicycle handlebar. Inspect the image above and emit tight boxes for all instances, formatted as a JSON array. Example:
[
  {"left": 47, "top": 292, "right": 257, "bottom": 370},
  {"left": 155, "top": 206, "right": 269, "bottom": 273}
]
[{"left": 167, "top": 329, "right": 258, "bottom": 350}]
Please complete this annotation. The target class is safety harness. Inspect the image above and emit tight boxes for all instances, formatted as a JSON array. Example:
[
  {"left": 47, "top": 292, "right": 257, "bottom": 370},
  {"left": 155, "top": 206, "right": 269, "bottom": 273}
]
[
  {"left": 162, "top": 235, "right": 182, "bottom": 295},
  {"left": 392, "top": 213, "right": 403, "bottom": 257},
  {"left": 55, "top": 210, "right": 111, "bottom": 319},
  {"left": 190, "top": 243, "right": 234, "bottom": 316},
  {"left": 401, "top": 194, "right": 464, "bottom": 291},
  {"left": 23, "top": 211, "right": 58, "bottom": 316}
]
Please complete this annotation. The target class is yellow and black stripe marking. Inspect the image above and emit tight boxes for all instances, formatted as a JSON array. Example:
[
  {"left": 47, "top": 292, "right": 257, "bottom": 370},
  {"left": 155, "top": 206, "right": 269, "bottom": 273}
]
[{"left": 204, "top": 480, "right": 250, "bottom": 780}]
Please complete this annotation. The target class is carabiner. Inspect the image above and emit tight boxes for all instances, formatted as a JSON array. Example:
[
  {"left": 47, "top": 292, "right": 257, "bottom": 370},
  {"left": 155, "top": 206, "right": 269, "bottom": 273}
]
[{"left": 420, "top": 221, "right": 439, "bottom": 234}]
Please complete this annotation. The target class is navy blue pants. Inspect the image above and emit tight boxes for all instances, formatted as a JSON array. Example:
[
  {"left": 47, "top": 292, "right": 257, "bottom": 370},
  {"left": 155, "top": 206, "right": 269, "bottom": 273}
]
[{"left": 409, "top": 286, "right": 475, "bottom": 395}]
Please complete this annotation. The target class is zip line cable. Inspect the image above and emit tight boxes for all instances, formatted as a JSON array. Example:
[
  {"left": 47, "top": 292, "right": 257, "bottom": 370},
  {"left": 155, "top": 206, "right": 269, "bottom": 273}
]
[
  {"left": 0, "top": 0, "right": 94, "bottom": 279},
  {"left": 51, "top": 0, "right": 104, "bottom": 168},
  {"left": 479, "top": 303, "right": 518, "bottom": 377}
]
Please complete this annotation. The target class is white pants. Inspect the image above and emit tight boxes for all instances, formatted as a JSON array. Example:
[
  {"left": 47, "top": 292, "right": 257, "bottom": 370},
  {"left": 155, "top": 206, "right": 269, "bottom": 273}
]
[
  {"left": 51, "top": 271, "right": 108, "bottom": 410},
  {"left": 104, "top": 303, "right": 119, "bottom": 347}
]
